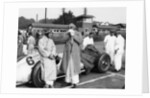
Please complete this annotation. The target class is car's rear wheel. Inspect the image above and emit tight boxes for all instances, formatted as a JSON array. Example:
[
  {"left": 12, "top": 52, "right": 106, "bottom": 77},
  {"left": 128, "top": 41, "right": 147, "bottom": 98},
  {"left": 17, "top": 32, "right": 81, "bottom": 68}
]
[
  {"left": 31, "top": 61, "right": 45, "bottom": 88},
  {"left": 97, "top": 53, "right": 111, "bottom": 73}
]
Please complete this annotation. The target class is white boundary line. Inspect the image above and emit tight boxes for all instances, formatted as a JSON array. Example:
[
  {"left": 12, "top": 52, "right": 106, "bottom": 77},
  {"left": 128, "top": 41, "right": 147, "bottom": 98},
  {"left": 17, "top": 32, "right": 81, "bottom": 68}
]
[
  {"left": 107, "top": 71, "right": 125, "bottom": 78},
  {"left": 62, "top": 71, "right": 125, "bottom": 88},
  {"left": 63, "top": 73, "right": 115, "bottom": 88},
  {"left": 78, "top": 73, "right": 115, "bottom": 86}
]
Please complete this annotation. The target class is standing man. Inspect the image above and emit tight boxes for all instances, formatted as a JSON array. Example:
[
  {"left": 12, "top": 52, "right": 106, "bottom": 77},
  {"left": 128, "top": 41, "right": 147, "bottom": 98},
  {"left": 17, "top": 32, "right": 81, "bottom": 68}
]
[
  {"left": 38, "top": 31, "right": 57, "bottom": 88},
  {"left": 114, "top": 31, "right": 125, "bottom": 71},
  {"left": 61, "top": 23, "right": 83, "bottom": 88},
  {"left": 27, "top": 32, "right": 36, "bottom": 55},
  {"left": 104, "top": 30, "right": 116, "bottom": 66}
]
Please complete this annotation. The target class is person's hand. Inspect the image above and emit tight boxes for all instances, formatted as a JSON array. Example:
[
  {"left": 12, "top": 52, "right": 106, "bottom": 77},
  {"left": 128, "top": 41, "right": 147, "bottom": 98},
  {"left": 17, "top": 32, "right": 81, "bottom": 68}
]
[
  {"left": 70, "top": 31, "right": 75, "bottom": 36},
  {"left": 49, "top": 54, "right": 55, "bottom": 60},
  {"left": 115, "top": 49, "right": 119, "bottom": 54}
]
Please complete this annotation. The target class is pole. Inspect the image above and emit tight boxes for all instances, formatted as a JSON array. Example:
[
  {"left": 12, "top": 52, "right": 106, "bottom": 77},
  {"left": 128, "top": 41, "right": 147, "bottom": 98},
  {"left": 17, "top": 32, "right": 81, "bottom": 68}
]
[
  {"left": 62, "top": 8, "right": 65, "bottom": 24},
  {"left": 36, "top": 14, "right": 38, "bottom": 22},
  {"left": 45, "top": 8, "right": 47, "bottom": 23}
]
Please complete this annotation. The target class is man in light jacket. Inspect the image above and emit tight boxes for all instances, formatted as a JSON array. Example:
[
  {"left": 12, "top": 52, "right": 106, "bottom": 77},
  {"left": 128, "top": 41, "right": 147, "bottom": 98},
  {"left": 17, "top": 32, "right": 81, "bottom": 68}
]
[{"left": 38, "top": 31, "right": 57, "bottom": 88}]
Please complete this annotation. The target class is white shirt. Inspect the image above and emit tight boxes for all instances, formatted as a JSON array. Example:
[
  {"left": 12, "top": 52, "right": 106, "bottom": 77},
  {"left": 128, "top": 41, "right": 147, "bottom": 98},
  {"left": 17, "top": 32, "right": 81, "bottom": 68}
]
[
  {"left": 82, "top": 36, "right": 94, "bottom": 49},
  {"left": 104, "top": 34, "right": 116, "bottom": 51}
]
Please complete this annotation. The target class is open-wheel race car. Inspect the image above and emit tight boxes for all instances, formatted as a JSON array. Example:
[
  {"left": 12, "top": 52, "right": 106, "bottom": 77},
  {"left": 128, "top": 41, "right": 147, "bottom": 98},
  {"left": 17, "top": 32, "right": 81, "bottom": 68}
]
[{"left": 16, "top": 45, "right": 111, "bottom": 88}]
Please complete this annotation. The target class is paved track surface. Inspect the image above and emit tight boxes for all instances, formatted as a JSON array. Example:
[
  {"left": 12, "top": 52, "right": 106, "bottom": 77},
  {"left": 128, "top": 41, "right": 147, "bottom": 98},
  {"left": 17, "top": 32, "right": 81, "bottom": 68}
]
[{"left": 17, "top": 67, "right": 125, "bottom": 89}]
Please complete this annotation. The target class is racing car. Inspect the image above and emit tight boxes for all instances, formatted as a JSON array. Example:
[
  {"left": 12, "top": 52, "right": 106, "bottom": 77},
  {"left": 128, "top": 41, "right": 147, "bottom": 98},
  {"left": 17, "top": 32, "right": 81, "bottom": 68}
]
[{"left": 16, "top": 45, "right": 111, "bottom": 88}]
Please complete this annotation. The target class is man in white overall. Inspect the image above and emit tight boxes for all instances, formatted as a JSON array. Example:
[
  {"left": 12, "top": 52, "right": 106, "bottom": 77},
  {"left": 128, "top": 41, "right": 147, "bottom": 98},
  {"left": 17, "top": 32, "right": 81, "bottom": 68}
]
[
  {"left": 104, "top": 30, "right": 116, "bottom": 65},
  {"left": 114, "top": 31, "right": 125, "bottom": 71},
  {"left": 82, "top": 29, "right": 94, "bottom": 50},
  {"left": 38, "top": 31, "right": 57, "bottom": 88}
]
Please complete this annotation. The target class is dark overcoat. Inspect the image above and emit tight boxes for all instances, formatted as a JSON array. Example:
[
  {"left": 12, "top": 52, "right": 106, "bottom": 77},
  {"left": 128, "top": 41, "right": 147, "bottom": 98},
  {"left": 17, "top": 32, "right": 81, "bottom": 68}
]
[{"left": 60, "top": 30, "right": 83, "bottom": 75}]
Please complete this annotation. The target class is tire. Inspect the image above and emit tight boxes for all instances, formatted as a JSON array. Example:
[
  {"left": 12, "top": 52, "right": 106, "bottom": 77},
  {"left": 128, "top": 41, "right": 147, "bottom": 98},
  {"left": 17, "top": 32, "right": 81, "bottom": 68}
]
[
  {"left": 97, "top": 53, "right": 111, "bottom": 73},
  {"left": 31, "top": 61, "right": 45, "bottom": 88}
]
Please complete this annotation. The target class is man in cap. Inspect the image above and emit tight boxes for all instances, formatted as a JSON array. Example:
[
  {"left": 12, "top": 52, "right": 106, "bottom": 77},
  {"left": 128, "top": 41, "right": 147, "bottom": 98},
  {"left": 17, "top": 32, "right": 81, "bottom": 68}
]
[
  {"left": 61, "top": 23, "right": 83, "bottom": 88},
  {"left": 104, "top": 29, "right": 116, "bottom": 66},
  {"left": 38, "top": 30, "right": 57, "bottom": 88},
  {"left": 114, "top": 31, "right": 125, "bottom": 71}
]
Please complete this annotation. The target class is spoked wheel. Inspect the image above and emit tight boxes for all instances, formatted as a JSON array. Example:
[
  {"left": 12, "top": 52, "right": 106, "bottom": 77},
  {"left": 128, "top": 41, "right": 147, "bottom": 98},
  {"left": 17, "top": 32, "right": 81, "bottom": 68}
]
[
  {"left": 97, "top": 53, "right": 111, "bottom": 73},
  {"left": 31, "top": 61, "right": 45, "bottom": 88}
]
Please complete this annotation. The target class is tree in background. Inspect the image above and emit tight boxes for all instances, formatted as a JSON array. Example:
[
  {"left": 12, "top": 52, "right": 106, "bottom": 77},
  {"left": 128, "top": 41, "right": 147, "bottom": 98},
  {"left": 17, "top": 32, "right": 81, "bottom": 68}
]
[
  {"left": 53, "top": 10, "right": 76, "bottom": 24},
  {"left": 18, "top": 16, "right": 35, "bottom": 29},
  {"left": 19, "top": 10, "right": 76, "bottom": 29}
]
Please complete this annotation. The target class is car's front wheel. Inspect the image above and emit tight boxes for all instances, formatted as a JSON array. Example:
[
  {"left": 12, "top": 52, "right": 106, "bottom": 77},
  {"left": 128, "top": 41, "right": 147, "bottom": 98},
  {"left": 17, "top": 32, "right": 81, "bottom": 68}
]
[{"left": 31, "top": 61, "right": 45, "bottom": 87}]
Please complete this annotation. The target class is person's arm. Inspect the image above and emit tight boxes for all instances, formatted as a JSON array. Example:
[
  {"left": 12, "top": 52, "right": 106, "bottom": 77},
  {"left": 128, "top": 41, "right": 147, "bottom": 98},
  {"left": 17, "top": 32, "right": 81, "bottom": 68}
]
[
  {"left": 104, "top": 36, "right": 108, "bottom": 46},
  {"left": 73, "top": 31, "right": 83, "bottom": 45},
  {"left": 114, "top": 38, "right": 119, "bottom": 54},
  {"left": 51, "top": 40, "right": 56, "bottom": 56},
  {"left": 82, "top": 37, "right": 87, "bottom": 50},
  {"left": 38, "top": 39, "right": 50, "bottom": 57},
  {"left": 103, "top": 36, "right": 108, "bottom": 50}
]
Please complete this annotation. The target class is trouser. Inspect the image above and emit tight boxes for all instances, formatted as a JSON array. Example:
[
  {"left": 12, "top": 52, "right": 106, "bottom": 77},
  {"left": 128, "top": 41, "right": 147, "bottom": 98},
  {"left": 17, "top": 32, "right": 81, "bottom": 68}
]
[
  {"left": 114, "top": 51, "right": 124, "bottom": 71},
  {"left": 65, "top": 74, "right": 79, "bottom": 84},
  {"left": 106, "top": 49, "right": 115, "bottom": 65},
  {"left": 27, "top": 45, "right": 35, "bottom": 55},
  {"left": 65, "top": 56, "right": 79, "bottom": 84}
]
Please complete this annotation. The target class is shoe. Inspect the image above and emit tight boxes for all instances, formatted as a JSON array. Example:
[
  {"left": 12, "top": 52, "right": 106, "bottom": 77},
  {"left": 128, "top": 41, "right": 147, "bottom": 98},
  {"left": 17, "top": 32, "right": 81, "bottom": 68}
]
[{"left": 71, "top": 84, "right": 77, "bottom": 88}]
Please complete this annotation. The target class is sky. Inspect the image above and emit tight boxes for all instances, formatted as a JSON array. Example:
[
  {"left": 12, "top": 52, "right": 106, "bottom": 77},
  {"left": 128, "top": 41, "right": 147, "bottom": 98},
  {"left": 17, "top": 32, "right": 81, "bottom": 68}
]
[{"left": 19, "top": 7, "right": 126, "bottom": 24}]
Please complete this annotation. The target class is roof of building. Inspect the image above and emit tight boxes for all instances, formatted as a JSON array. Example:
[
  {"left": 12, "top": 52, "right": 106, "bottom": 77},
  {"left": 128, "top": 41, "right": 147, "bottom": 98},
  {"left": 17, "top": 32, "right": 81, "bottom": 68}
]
[
  {"left": 32, "top": 23, "right": 69, "bottom": 29},
  {"left": 98, "top": 25, "right": 119, "bottom": 30}
]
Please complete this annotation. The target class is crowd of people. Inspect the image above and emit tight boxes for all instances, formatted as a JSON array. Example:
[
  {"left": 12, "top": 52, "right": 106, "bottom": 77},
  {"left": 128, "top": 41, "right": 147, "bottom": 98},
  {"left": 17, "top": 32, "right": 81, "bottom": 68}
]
[{"left": 17, "top": 23, "right": 125, "bottom": 88}]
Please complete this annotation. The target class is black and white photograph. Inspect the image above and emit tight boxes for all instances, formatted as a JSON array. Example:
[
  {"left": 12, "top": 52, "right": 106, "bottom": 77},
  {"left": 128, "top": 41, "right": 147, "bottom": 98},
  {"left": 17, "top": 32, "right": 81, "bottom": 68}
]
[
  {"left": 0, "top": 0, "right": 146, "bottom": 95},
  {"left": 16, "top": 7, "right": 126, "bottom": 89}
]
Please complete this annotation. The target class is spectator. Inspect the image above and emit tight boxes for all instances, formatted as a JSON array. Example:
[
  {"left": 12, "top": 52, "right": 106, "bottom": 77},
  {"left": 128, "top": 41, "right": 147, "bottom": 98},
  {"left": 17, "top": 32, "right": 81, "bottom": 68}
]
[
  {"left": 17, "top": 31, "right": 24, "bottom": 58},
  {"left": 27, "top": 32, "right": 36, "bottom": 55}
]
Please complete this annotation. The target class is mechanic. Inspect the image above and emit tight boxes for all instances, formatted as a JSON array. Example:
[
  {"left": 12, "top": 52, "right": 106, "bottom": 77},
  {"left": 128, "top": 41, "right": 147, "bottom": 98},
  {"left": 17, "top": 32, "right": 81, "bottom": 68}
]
[
  {"left": 61, "top": 23, "right": 83, "bottom": 88},
  {"left": 80, "top": 29, "right": 95, "bottom": 74},
  {"left": 114, "top": 31, "right": 125, "bottom": 71},
  {"left": 104, "top": 29, "right": 116, "bottom": 66},
  {"left": 27, "top": 32, "right": 36, "bottom": 55},
  {"left": 38, "top": 30, "right": 57, "bottom": 88},
  {"left": 82, "top": 28, "right": 94, "bottom": 50}
]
